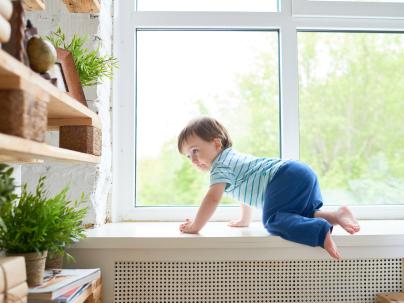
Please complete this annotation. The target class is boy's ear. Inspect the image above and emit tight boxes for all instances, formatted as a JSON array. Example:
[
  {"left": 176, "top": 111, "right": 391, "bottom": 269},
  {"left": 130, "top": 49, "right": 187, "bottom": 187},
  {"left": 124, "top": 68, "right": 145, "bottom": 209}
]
[{"left": 213, "top": 138, "right": 222, "bottom": 150}]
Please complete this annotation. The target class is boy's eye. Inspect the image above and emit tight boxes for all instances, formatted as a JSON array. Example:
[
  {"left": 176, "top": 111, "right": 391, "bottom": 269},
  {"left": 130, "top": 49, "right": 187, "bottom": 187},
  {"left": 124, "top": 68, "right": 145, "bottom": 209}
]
[{"left": 185, "top": 149, "right": 198, "bottom": 159}]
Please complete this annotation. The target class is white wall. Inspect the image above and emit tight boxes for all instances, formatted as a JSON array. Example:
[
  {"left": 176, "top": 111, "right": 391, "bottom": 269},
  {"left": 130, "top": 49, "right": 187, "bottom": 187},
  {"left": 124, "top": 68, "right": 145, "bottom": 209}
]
[{"left": 22, "top": 0, "right": 114, "bottom": 225}]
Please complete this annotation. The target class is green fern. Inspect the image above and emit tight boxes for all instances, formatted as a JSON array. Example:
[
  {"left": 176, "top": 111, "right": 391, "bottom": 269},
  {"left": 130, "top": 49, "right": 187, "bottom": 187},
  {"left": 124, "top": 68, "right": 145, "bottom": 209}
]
[
  {"left": 0, "top": 171, "right": 87, "bottom": 260},
  {"left": 45, "top": 27, "right": 119, "bottom": 87}
]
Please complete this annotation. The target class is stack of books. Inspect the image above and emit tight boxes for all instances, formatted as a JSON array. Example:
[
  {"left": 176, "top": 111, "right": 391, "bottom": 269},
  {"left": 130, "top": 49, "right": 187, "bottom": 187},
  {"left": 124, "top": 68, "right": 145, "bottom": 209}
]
[
  {"left": 0, "top": 0, "right": 12, "bottom": 44},
  {"left": 28, "top": 268, "right": 101, "bottom": 303}
]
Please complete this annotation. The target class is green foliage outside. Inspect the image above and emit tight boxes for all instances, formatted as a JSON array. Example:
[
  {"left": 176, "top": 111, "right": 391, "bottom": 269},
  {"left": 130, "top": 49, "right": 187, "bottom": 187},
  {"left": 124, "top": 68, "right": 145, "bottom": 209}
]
[
  {"left": 137, "top": 32, "right": 404, "bottom": 207},
  {"left": 0, "top": 168, "right": 87, "bottom": 261},
  {"left": 45, "top": 27, "right": 119, "bottom": 87},
  {"left": 298, "top": 33, "right": 404, "bottom": 205}
]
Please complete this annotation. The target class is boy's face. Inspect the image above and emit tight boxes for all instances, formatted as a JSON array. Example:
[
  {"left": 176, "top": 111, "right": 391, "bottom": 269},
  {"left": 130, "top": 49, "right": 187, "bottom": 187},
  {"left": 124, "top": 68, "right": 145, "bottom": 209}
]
[{"left": 181, "top": 134, "right": 222, "bottom": 172}]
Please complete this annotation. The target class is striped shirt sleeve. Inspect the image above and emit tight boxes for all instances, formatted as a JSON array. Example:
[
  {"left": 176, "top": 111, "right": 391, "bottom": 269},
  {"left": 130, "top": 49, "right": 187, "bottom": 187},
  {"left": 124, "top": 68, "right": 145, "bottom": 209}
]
[{"left": 210, "top": 165, "right": 235, "bottom": 187}]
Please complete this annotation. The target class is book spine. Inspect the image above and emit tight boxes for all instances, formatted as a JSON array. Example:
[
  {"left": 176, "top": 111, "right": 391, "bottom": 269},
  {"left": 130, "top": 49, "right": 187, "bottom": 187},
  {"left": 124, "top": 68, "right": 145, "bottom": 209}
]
[
  {"left": 0, "top": 13, "right": 11, "bottom": 43},
  {"left": 0, "top": 0, "right": 12, "bottom": 20}
]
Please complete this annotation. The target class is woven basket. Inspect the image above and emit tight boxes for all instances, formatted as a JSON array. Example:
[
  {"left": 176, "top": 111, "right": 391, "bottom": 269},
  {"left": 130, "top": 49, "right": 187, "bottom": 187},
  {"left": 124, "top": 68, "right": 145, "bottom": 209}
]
[{"left": 45, "top": 253, "right": 64, "bottom": 270}]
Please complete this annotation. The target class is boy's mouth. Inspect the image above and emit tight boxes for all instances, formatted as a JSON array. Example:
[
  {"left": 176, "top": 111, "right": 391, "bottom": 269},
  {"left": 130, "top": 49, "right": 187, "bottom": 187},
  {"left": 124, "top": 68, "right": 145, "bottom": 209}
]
[{"left": 196, "top": 163, "right": 208, "bottom": 170}]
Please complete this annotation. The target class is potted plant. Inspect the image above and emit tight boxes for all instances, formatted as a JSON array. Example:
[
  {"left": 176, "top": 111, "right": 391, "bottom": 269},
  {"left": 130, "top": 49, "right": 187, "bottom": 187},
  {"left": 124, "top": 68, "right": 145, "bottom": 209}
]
[
  {"left": 45, "top": 27, "right": 119, "bottom": 87},
  {"left": 0, "top": 164, "right": 87, "bottom": 286},
  {"left": 44, "top": 187, "right": 87, "bottom": 270}
]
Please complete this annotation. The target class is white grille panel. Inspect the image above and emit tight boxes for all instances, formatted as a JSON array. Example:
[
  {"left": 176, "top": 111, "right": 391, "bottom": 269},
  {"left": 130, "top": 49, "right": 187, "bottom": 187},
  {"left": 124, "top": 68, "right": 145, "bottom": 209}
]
[{"left": 114, "top": 259, "right": 402, "bottom": 303}]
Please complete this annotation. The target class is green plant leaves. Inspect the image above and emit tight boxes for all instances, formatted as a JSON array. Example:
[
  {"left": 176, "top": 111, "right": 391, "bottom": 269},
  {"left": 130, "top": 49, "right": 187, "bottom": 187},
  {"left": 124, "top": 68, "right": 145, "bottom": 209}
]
[
  {"left": 0, "top": 165, "right": 87, "bottom": 258},
  {"left": 0, "top": 164, "right": 17, "bottom": 207},
  {"left": 45, "top": 27, "right": 119, "bottom": 87}
]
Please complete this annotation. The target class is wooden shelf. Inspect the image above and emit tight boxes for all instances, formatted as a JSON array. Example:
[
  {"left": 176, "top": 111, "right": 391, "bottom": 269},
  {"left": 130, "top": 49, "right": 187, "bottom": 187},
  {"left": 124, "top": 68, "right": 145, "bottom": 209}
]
[
  {"left": 23, "top": 0, "right": 101, "bottom": 13},
  {"left": 63, "top": 0, "right": 100, "bottom": 13},
  {"left": 0, "top": 49, "right": 101, "bottom": 164},
  {"left": 23, "top": 0, "right": 45, "bottom": 11},
  {"left": 0, "top": 49, "right": 101, "bottom": 129},
  {"left": 0, "top": 133, "right": 100, "bottom": 163}
]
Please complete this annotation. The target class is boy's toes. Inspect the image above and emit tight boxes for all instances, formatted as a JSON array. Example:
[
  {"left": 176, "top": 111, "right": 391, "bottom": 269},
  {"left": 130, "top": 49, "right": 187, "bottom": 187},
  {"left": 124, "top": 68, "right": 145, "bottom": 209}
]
[
  {"left": 324, "top": 232, "right": 342, "bottom": 261},
  {"left": 345, "top": 227, "right": 355, "bottom": 234},
  {"left": 348, "top": 224, "right": 360, "bottom": 234},
  {"left": 326, "top": 244, "right": 342, "bottom": 260}
]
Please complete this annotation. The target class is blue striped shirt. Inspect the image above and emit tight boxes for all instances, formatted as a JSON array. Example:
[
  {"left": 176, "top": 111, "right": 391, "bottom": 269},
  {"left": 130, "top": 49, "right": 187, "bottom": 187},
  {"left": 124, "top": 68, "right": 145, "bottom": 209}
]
[{"left": 210, "top": 148, "right": 286, "bottom": 209}]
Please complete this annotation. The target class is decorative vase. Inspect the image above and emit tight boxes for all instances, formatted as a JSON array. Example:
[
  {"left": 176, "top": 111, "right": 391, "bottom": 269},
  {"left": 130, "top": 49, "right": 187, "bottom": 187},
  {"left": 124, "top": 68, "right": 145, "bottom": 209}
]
[
  {"left": 45, "top": 253, "right": 64, "bottom": 269},
  {"left": 7, "top": 250, "right": 48, "bottom": 287}
]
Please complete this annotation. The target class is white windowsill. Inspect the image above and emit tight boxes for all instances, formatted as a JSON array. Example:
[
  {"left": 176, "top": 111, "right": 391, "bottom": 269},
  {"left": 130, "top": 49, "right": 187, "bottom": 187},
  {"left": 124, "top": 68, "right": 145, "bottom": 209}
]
[{"left": 73, "top": 220, "right": 404, "bottom": 259}]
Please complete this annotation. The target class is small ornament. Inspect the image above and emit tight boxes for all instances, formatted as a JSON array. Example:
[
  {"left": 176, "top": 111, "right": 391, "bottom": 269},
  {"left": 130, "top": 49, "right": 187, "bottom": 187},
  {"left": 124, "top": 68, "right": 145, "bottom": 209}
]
[{"left": 27, "top": 35, "right": 57, "bottom": 73}]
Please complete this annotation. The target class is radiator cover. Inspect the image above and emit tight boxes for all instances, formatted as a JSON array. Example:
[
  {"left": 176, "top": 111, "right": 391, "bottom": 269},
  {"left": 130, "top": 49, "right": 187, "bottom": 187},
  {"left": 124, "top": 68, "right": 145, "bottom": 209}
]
[{"left": 114, "top": 259, "right": 403, "bottom": 303}]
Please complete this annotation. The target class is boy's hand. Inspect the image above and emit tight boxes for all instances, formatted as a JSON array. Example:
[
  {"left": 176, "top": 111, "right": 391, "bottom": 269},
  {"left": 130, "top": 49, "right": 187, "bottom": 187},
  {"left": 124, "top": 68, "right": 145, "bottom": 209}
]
[
  {"left": 179, "top": 219, "right": 199, "bottom": 234},
  {"left": 228, "top": 203, "right": 252, "bottom": 227},
  {"left": 228, "top": 219, "right": 250, "bottom": 227}
]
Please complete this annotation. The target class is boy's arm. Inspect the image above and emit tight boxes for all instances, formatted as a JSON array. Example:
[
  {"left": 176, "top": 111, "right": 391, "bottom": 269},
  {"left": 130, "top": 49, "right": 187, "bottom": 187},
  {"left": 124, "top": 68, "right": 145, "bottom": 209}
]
[
  {"left": 180, "top": 183, "right": 226, "bottom": 234},
  {"left": 228, "top": 203, "right": 252, "bottom": 227}
]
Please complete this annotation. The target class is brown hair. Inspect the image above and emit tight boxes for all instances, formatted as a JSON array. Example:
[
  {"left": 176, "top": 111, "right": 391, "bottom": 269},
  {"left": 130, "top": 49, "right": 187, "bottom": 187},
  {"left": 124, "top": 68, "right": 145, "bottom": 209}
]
[{"left": 178, "top": 117, "right": 232, "bottom": 153}]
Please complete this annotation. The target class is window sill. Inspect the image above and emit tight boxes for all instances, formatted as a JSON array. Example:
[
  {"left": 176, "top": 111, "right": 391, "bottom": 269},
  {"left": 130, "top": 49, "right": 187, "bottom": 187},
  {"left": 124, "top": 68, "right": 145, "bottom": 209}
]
[{"left": 74, "top": 220, "right": 404, "bottom": 259}]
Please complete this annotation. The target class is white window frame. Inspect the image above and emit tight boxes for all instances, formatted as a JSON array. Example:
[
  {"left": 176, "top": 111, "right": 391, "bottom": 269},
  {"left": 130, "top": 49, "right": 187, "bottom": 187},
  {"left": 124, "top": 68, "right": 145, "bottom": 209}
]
[
  {"left": 293, "top": 0, "right": 404, "bottom": 19},
  {"left": 112, "top": 0, "right": 404, "bottom": 222}
]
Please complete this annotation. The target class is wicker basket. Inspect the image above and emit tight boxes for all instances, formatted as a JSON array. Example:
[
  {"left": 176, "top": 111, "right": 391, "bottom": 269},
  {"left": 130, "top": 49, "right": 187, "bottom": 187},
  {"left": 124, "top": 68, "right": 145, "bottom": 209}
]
[{"left": 45, "top": 253, "right": 64, "bottom": 270}]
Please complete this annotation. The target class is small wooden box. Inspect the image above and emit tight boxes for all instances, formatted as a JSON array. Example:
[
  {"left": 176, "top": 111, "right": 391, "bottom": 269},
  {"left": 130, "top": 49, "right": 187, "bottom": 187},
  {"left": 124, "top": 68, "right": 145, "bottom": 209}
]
[
  {"left": 0, "top": 89, "right": 47, "bottom": 142},
  {"left": 60, "top": 125, "right": 101, "bottom": 156},
  {"left": 376, "top": 293, "right": 404, "bottom": 303}
]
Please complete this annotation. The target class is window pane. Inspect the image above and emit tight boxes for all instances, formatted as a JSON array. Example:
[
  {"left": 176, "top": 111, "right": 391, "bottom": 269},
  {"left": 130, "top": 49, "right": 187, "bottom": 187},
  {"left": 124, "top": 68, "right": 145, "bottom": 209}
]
[
  {"left": 137, "top": 31, "right": 279, "bottom": 206},
  {"left": 298, "top": 32, "right": 404, "bottom": 206},
  {"left": 310, "top": 0, "right": 404, "bottom": 2},
  {"left": 137, "top": 0, "right": 278, "bottom": 12}
]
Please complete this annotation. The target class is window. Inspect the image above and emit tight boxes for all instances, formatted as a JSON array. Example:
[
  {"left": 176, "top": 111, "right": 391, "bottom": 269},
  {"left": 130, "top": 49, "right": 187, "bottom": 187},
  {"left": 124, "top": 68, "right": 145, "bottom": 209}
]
[
  {"left": 137, "top": 0, "right": 278, "bottom": 12},
  {"left": 298, "top": 32, "right": 404, "bottom": 206},
  {"left": 113, "top": 0, "right": 404, "bottom": 221},
  {"left": 136, "top": 30, "right": 280, "bottom": 207},
  {"left": 293, "top": 0, "right": 404, "bottom": 18}
]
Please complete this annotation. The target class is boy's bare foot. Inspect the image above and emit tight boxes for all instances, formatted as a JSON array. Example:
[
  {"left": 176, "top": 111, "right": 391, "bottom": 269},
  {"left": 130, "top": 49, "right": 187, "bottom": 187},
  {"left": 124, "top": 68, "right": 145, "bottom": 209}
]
[
  {"left": 336, "top": 206, "right": 360, "bottom": 234},
  {"left": 324, "top": 231, "right": 341, "bottom": 260}
]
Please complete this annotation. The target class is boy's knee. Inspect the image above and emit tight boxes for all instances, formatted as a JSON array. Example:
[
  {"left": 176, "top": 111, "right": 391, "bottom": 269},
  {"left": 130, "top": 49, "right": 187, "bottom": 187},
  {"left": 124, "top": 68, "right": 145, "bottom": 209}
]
[{"left": 263, "top": 214, "right": 282, "bottom": 235}]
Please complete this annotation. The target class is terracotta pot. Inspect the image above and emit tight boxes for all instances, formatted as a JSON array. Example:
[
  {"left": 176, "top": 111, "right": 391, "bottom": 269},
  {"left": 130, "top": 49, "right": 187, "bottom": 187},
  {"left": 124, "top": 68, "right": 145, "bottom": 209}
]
[
  {"left": 45, "top": 253, "right": 64, "bottom": 269},
  {"left": 7, "top": 251, "right": 48, "bottom": 287}
]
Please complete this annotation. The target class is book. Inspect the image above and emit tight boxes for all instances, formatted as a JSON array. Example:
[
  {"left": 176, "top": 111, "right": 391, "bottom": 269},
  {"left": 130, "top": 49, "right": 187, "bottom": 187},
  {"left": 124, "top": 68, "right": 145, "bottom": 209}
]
[
  {"left": 55, "top": 283, "right": 90, "bottom": 303},
  {"left": 28, "top": 268, "right": 100, "bottom": 301},
  {"left": 29, "top": 280, "right": 96, "bottom": 303}
]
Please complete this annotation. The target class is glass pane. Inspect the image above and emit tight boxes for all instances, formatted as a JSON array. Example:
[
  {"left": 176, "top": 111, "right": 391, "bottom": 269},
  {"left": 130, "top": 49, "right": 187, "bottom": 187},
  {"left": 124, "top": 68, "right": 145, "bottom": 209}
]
[
  {"left": 298, "top": 32, "right": 404, "bottom": 206},
  {"left": 310, "top": 0, "right": 404, "bottom": 2},
  {"left": 137, "top": 30, "right": 279, "bottom": 206},
  {"left": 137, "top": 0, "right": 278, "bottom": 12}
]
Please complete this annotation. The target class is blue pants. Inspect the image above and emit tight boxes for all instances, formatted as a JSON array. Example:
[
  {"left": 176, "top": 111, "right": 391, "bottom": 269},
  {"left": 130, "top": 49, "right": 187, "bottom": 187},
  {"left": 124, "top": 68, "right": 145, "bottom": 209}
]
[{"left": 262, "top": 161, "right": 332, "bottom": 247}]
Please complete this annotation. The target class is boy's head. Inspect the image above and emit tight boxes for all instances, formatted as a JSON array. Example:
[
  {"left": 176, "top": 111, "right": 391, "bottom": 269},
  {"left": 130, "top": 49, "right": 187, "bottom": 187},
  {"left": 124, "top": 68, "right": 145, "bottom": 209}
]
[
  {"left": 178, "top": 117, "right": 232, "bottom": 171},
  {"left": 178, "top": 117, "right": 232, "bottom": 154}
]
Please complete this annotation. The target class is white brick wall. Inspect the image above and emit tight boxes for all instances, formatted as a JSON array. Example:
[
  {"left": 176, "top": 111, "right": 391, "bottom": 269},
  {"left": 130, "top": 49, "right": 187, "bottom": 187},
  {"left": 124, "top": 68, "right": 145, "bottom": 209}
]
[{"left": 22, "top": 0, "right": 114, "bottom": 225}]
